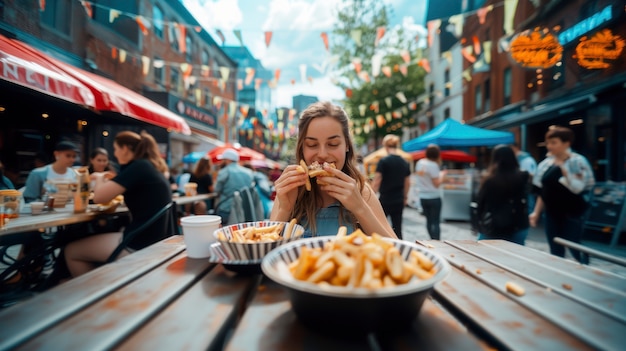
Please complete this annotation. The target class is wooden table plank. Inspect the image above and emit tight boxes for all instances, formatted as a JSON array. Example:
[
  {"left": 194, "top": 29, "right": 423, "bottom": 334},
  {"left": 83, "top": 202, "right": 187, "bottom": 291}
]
[
  {"left": 425, "top": 240, "right": 623, "bottom": 351},
  {"left": 225, "top": 279, "right": 487, "bottom": 351},
  {"left": 115, "top": 265, "right": 260, "bottom": 351},
  {"left": 16, "top": 251, "right": 214, "bottom": 351},
  {"left": 1, "top": 205, "right": 128, "bottom": 236},
  {"left": 442, "top": 240, "right": 626, "bottom": 322},
  {"left": 0, "top": 236, "right": 185, "bottom": 350}
]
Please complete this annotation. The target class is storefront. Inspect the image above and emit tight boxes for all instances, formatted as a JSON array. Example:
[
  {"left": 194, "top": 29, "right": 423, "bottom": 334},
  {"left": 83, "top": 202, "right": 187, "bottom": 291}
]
[
  {"left": 0, "top": 35, "right": 191, "bottom": 187},
  {"left": 470, "top": 3, "right": 626, "bottom": 182},
  {"left": 144, "top": 91, "right": 222, "bottom": 169}
]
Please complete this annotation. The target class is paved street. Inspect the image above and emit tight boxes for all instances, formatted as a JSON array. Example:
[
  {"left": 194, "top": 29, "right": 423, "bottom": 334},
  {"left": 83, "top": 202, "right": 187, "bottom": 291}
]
[{"left": 401, "top": 206, "right": 626, "bottom": 277}]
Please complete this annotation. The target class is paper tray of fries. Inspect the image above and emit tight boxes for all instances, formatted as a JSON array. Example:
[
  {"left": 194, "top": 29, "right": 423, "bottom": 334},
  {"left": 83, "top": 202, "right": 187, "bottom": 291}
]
[
  {"left": 261, "top": 233, "right": 450, "bottom": 334},
  {"left": 213, "top": 220, "right": 305, "bottom": 261}
]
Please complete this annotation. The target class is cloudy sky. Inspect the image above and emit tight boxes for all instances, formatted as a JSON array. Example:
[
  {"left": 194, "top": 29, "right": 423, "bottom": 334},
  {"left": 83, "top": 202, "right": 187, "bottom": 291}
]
[{"left": 182, "top": 0, "right": 427, "bottom": 108}]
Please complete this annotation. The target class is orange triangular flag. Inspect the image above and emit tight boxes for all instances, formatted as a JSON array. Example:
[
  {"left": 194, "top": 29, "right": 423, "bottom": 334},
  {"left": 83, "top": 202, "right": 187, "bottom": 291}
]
[
  {"left": 178, "top": 24, "right": 186, "bottom": 53},
  {"left": 80, "top": 1, "right": 93, "bottom": 18},
  {"left": 381, "top": 66, "right": 392, "bottom": 77},
  {"left": 400, "top": 50, "right": 411, "bottom": 64},
  {"left": 39, "top": 0, "right": 45, "bottom": 11},
  {"left": 419, "top": 59, "right": 431, "bottom": 73},
  {"left": 399, "top": 65, "right": 408, "bottom": 76},
  {"left": 375, "top": 26, "right": 386, "bottom": 47},
  {"left": 473, "top": 36, "right": 482, "bottom": 55},
  {"left": 265, "top": 31, "right": 273, "bottom": 48},
  {"left": 111, "top": 47, "right": 117, "bottom": 60},
  {"left": 353, "top": 59, "right": 362, "bottom": 74},
  {"left": 320, "top": 32, "right": 329, "bottom": 51},
  {"left": 290, "top": 79, "right": 296, "bottom": 85},
  {"left": 274, "top": 69, "right": 281, "bottom": 82},
  {"left": 237, "top": 79, "right": 243, "bottom": 90},
  {"left": 244, "top": 68, "right": 255, "bottom": 85},
  {"left": 180, "top": 63, "right": 193, "bottom": 77},
  {"left": 194, "top": 26, "right": 202, "bottom": 33},
  {"left": 136, "top": 16, "right": 149, "bottom": 35}
]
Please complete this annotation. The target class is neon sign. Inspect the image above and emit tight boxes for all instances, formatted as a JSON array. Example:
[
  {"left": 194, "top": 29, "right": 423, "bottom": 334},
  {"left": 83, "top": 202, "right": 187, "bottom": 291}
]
[{"left": 559, "top": 5, "right": 613, "bottom": 45}]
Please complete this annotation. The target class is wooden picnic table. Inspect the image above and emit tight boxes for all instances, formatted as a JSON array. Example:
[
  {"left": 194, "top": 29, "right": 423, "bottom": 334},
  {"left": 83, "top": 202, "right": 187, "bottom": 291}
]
[{"left": 0, "top": 236, "right": 623, "bottom": 350}]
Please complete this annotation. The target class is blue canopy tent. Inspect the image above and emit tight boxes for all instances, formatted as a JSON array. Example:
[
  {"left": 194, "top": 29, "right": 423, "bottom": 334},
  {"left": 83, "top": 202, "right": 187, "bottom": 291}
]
[
  {"left": 403, "top": 119, "right": 514, "bottom": 152},
  {"left": 182, "top": 151, "right": 206, "bottom": 164}
]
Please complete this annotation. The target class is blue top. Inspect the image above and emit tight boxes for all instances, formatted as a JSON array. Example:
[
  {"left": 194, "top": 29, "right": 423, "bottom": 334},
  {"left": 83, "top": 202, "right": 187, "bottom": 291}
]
[
  {"left": 0, "top": 175, "right": 14, "bottom": 190},
  {"left": 215, "top": 163, "right": 253, "bottom": 213},
  {"left": 302, "top": 202, "right": 356, "bottom": 238}
]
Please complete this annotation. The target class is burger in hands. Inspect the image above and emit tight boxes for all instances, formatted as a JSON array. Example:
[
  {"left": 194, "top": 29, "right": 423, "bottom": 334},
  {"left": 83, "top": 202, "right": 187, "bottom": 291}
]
[{"left": 297, "top": 160, "right": 337, "bottom": 190}]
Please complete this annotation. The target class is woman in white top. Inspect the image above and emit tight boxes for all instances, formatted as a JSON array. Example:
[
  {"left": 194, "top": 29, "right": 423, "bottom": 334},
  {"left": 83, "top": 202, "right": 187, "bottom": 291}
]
[{"left": 415, "top": 144, "right": 444, "bottom": 239}]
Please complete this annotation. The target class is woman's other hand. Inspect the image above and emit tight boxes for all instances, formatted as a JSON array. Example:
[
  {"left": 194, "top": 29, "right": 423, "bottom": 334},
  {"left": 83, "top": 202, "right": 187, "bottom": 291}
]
[{"left": 529, "top": 212, "right": 539, "bottom": 227}]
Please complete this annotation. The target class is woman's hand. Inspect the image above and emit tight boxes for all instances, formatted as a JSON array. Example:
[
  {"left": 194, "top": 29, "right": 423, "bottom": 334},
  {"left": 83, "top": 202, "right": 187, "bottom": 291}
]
[
  {"left": 271, "top": 165, "right": 308, "bottom": 216},
  {"left": 317, "top": 166, "right": 366, "bottom": 214}
]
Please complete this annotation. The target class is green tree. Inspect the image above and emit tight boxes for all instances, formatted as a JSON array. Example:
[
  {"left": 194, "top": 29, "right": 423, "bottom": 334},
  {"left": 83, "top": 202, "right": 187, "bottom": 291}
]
[{"left": 330, "top": 0, "right": 426, "bottom": 146}]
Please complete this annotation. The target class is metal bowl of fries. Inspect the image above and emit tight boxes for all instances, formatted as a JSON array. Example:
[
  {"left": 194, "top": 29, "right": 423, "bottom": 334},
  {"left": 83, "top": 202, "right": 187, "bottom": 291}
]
[
  {"left": 261, "top": 233, "right": 451, "bottom": 334},
  {"left": 213, "top": 220, "right": 305, "bottom": 261}
]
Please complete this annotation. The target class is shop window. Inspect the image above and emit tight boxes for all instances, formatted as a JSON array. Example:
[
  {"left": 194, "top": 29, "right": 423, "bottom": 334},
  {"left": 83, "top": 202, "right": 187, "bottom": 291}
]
[
  {"left": 503, "top": 68, "right": 512, "bottom": 105},
  {"left": 153, "top": 5, "right": 164, "bottom": 39},
  {"left": 170, "top": 69, "right": 180, "bottom": 94},
  {"left": 40, "top": 0, "right": 71, "bottom": 36},
  {"left": 169, "top": 20, "right": 179, "bottom": 52},
  {"left": 475, "top": 85, "right": 482, "bottom": 115},
  {"left": 204, "top": 88, "right": 211, "bottom": 107},
  {"left": 201, "top": 50, "right": 210, "bottom": 66},
  {"left": 186, "top": 35, "right": 193, "bottom": 62},
  {"left": 154, "top": 57, "right": 164, "bottom": 86},
  {"left": 92, "top": 0, "right": 138, "bottom": 45},
  {"left": 444, "top": 108, "right": 450, "bottom": 119}
]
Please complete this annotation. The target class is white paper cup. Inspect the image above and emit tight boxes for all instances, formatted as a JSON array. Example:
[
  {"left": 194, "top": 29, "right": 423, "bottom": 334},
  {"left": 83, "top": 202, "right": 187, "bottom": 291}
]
[
  {"left": 180, "top": 215, "right": 222, "bottom": 258},
  {"left": 30, "top": 202, "right": 45, "bottom": 215}
]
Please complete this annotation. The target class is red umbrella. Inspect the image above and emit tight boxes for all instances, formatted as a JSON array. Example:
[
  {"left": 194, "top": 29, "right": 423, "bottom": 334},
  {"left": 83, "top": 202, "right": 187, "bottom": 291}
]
[
  {"left": 206, "top": 144, "right": 265, "bottom": 163},
  {"left": 411, "top": 150, "right": 476, "bottom": 163}
]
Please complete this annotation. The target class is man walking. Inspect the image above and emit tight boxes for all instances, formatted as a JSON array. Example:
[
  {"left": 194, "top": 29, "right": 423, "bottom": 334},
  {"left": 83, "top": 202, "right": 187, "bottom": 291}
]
[{"left": 372, "top": 135, "right": 411, "bottom": 239}]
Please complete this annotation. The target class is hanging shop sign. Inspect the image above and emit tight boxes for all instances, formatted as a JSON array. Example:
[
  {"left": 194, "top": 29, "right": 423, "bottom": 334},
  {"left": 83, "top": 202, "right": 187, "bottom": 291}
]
[
  {"left": 574, "top": 29, "right": 625, "bottom": 69},
  {"left": 509, "top": 29, "right": 563, "bottom": 69}
]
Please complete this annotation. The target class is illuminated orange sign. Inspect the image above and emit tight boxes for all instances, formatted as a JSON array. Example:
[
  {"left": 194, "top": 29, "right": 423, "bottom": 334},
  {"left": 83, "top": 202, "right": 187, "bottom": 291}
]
[
  {"left": 575, "top": 29, "right": 625, "bottom": 69},
  {"left": 509, "top": 29, "right": 563, "bottom": 69}
]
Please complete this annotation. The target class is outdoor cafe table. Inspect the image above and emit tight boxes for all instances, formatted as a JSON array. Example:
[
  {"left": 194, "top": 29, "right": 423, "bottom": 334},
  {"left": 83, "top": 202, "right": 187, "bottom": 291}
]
[{"left": 0, "top": 237, "right": 624, "bottom": 350}]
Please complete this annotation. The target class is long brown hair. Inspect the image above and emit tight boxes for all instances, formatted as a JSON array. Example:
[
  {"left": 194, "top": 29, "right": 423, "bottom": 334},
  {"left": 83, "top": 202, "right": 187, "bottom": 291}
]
[
  {"left": 114, "top": 131, "right": 167, "bottom": 173},
  {"left": 193, "top": 157, "right": 211, "bottom": 178},
  {"left": 292, "top": 101, "right": 366, "bottom": 234}
]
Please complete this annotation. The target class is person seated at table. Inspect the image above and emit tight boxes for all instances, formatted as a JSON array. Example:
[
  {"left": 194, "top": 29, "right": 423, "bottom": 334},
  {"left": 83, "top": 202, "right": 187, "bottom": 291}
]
[
  {"left": 87, "top": 147, "right": 117, "bottom": 175},
  {"left": 214, "top": 149, "right": 254, "bottom": 225},
  {"left": 270, "top": 101, "right": 396, "bottom": 238},
  {"left": 243, "top": 162, "right": 273, "bottom": 218},
  {"left": 23, "top": 141, "right": 80, "bottom": 203},
  {"left": 187, "top": 157, "right": 214, "bottom": 215},
  {"left": 64, "top": 131, "right": 172, "bottom": 277}
]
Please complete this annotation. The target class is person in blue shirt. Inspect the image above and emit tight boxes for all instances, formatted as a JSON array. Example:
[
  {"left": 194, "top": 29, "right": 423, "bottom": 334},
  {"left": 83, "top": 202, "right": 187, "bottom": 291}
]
[
  {"left": 214, "top": 149, "right": 254, "bottom": 224},
  {"left": 270, "top": 101, "right": 396, "bottom": 238}
]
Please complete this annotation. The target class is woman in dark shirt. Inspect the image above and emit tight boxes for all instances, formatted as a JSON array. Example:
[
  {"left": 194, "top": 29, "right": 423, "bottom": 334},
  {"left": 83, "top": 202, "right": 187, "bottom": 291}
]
[
  {"left": 188, "top": 157, "right": 214, "bottom": 215},
  {"left": 476, "top": 145, "right": 530, "bottom": 245},
  {"left": 65, "top": 131, "right": 172, "bottom": 277}
]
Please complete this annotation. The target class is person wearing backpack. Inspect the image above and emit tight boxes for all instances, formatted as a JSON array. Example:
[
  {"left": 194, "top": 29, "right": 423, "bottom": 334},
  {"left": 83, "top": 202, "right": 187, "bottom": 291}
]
[{"left": 476, "top": 145, "right": 530, "bottom": 245}]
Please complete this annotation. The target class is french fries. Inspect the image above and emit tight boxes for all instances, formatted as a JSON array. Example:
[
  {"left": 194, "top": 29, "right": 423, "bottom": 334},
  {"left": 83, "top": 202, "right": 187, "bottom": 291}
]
[
  {"left": 288, "top": 229, "right": 437, "bottom": 289},
  {"left": 217, "top": 220, "right": 303, "bottom": 243},
  {"left": 297, "top": 160, "right": 311, "bottom": 191}
]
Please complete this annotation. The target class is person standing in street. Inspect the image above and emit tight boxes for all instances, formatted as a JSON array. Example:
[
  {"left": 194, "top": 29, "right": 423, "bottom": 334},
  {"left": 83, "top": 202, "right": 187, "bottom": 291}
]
[
  {"left": 529, "top": 126, "right": 595, "bottom": 264},
  {"left": 371, "top": 134, "right": 411, "bottom": 239},
  {"left": 476, "top": 145, "right": 530, "bottom": 245},
  {"left": 511, "top": 142, "right": 537, "bottom": 213},
  {"left": 415, "top": 144, "right": 444, "bottom": 240}
]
